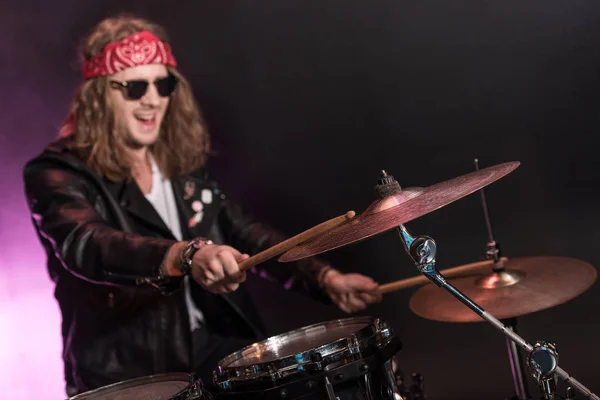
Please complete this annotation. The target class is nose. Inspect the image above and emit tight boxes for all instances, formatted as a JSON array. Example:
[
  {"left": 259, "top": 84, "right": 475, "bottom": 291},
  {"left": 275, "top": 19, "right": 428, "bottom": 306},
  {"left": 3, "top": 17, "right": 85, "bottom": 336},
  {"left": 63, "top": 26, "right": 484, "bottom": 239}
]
[{"left": 140, "top": 82, "right": 161, "bottom": 107}]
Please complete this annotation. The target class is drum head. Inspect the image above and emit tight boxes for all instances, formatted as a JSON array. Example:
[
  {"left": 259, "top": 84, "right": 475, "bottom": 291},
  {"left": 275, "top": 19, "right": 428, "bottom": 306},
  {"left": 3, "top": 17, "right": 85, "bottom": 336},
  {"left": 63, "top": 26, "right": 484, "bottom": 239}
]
[
  {"left": 221, "top": 317, "right": 373, "bottom": 368},
  {"left": 69, "top": 373, "right": 195, "bottom": 400}
]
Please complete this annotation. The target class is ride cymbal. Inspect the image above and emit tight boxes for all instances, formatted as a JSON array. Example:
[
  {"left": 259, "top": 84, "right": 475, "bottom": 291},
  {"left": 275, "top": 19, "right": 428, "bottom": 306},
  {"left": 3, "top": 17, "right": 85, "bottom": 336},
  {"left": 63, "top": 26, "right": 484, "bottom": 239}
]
[{"left": 409, "top": 256, "right": 597, "bottom": 323}]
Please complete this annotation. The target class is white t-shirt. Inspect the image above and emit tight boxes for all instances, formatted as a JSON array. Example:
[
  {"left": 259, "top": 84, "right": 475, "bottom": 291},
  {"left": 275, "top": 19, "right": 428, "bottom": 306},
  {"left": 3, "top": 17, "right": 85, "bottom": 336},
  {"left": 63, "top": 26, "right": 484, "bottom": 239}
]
[{"left": 144, "top": 156, "right": 205, "bottom": 331}]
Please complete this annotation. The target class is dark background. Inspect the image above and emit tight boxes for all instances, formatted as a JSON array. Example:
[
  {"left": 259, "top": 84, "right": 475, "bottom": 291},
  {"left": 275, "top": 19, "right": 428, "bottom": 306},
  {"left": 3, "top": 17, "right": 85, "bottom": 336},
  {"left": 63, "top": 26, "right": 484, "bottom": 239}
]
[{"left": 2, "top": 1, "right": 600, "bottom": 398}]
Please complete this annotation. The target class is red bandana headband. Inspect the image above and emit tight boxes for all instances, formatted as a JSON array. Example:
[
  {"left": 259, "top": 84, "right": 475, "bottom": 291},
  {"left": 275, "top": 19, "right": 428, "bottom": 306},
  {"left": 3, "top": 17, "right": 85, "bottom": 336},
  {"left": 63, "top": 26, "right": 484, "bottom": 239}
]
[{"left": 82, "top": 30, "right": 177, "bottom": 79}]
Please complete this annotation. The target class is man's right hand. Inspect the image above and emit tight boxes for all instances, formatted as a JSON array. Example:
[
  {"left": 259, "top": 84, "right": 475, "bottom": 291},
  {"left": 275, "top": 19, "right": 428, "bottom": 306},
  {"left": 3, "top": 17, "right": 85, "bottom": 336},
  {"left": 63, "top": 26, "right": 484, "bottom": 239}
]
[{"left": 190, "top": 244, "right": 250, "bottom": 293}]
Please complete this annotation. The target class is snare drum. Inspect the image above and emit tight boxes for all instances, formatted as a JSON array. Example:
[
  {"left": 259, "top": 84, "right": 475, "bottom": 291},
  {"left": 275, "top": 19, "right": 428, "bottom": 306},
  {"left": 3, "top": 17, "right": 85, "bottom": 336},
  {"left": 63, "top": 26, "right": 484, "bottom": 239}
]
[
  {"left": 212, "top": 316, "right": 402, "bottom": 400},
  {"left": 68, "top": 373, "right": 212, "bottom": 400}
]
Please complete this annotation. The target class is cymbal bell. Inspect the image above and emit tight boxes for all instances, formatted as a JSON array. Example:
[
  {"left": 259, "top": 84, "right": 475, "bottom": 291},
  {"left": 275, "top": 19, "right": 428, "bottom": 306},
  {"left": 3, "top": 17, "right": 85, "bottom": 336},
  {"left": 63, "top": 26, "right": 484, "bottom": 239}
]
[
  {"left": 279, "top": 162, "right": 520, "bottom": 262},
  {"left": 409, "top": 256, "right": 597, "bottom": 323}
]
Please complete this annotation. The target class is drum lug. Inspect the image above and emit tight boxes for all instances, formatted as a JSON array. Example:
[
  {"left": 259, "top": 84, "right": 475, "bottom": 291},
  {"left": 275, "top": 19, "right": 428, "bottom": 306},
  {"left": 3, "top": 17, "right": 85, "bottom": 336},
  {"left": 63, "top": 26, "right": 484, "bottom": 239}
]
[{"left": 309, "top": 352, "right": 324, "bottom": 372}]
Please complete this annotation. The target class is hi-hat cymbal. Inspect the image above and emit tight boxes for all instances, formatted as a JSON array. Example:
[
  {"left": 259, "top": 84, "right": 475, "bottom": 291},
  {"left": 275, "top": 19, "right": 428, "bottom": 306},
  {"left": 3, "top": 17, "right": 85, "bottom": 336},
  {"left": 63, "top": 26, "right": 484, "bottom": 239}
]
[
  {"left": 279, "top": 162, "right": 520, "bottom": 262},
  {"left": 409, "top": 256, "right": 597, "bottom": 323}
]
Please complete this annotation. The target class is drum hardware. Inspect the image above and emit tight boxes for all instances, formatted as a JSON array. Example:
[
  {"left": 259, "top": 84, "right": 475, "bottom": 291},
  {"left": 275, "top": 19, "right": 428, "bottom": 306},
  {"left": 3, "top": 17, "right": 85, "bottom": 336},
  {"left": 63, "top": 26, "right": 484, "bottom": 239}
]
[
  {"left": 279, "top": 163, "right": 598, "bottom": 400},
  {"left": 400, "top": 218, "right": 597, "bottom": 399},
  {"left": 392, "top": 180, "right": 598, "bottom": 400},
  {"left": 503, "top": 318, "right": 530, "bottom": 400},
  {"left": 213, "top": 336, "right": 400, "bottom": 399},
  {"left": 212, "top": 317, "right": 404, "bottom": 400},
  {"left": 475, "top": 157, "right": 530, "bottom": 400},
  {"left": 407, "top": 163, "right": 595, "bottom": 323},
  {"left": 409, "top": 160, "right": 597, "bottom": 399},
  {"left": 324, "top": 376, "right": 338, "bottom": 400},
  {"left": 527, "top": 341, "right": 559, "bottom": 399}
]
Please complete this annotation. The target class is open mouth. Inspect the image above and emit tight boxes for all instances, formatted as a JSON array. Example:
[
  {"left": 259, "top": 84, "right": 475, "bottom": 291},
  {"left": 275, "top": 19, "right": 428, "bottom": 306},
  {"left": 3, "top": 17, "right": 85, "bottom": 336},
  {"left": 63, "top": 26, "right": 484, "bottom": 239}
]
[{"left": 134, "top": 114, "right": 157, "bottom": 129}]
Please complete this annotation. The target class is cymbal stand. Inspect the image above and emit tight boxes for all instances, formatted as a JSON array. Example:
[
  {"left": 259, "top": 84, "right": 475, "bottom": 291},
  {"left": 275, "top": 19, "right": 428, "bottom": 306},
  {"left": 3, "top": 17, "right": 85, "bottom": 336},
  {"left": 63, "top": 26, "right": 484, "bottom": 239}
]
[
  {"left": 394, "top": 223, "right": 599, "bottom": 400},
  {"left": 474, "top": 159, "right": 530, "bottom": 400},
  {"left": 528, "top": 341, "right": 560, "bottom": 399}
]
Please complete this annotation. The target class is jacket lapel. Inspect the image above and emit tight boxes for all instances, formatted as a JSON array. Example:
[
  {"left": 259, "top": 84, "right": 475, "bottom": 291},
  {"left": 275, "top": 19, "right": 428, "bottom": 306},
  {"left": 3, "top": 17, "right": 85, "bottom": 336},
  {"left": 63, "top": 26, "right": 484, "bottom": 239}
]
[
  {"left": 103, "top": 178, "right": 176, "bottom": 240},
  {"left": 172, "top": 174, "right": 222, "bottom": 239}
]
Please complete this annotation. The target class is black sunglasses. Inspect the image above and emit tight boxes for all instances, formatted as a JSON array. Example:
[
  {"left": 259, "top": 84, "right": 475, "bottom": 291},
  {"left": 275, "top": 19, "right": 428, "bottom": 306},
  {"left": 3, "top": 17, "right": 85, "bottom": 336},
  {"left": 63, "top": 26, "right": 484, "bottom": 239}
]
[{"left": 109, "top": 75, "right": 178, "bottom": 100}]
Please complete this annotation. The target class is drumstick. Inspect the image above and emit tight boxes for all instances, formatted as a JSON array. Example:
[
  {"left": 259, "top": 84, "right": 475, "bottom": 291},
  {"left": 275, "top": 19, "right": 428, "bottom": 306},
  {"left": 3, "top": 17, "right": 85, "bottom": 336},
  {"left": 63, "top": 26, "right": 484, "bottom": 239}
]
[
  {"left": 377, "top": 257, "right": 508, "bottom": 294},
  {"left": 237, "top": 210, "right": 356, "bottom": 272}
]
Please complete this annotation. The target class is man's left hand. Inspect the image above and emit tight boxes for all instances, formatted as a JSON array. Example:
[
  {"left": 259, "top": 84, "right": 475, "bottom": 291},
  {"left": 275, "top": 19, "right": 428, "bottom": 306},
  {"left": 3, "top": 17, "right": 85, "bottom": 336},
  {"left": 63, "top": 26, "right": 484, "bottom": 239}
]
[{"left": 321, "top": 269, "right": 383, "bottom": 313}]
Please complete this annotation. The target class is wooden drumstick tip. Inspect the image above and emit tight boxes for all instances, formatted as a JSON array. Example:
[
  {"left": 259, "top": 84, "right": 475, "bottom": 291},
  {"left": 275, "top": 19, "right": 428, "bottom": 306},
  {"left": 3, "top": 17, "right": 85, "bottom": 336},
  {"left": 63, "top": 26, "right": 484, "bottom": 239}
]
[{"left": 345, "top": 210, "right": 356, "bottom": 219}]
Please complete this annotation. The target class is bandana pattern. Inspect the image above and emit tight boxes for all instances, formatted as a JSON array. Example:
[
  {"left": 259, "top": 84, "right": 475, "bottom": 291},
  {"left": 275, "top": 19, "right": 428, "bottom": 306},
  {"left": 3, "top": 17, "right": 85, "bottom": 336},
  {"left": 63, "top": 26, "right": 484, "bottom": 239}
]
[{"left": 82, "top": 31, "right": 177, "bottom": 79}]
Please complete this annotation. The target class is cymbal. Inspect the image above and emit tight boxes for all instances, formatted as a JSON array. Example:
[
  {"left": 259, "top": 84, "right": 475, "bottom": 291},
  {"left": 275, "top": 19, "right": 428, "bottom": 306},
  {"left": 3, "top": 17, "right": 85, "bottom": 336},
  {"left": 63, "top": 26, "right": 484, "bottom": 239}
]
[
  {"left": 279, "top": 161, "right": 520, "bottom": 262},
  {"left": 409, "top": 256, "right": 597, "bottom": 323}
]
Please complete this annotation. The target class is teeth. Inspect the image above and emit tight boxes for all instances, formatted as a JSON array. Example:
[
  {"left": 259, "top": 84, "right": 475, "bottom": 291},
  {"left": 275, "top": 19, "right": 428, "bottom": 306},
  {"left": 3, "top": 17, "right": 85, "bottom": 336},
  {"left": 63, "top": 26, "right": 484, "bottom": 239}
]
[{"left": 135, "top": 115, "right": 155, "bottom": 121}]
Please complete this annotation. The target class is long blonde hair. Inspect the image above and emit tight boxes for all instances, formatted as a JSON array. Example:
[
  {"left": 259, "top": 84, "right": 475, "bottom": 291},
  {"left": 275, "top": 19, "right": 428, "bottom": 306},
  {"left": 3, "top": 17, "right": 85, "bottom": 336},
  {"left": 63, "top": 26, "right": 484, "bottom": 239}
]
[{"left": 60, "top": 15, "right": 210, "bottom": 180}]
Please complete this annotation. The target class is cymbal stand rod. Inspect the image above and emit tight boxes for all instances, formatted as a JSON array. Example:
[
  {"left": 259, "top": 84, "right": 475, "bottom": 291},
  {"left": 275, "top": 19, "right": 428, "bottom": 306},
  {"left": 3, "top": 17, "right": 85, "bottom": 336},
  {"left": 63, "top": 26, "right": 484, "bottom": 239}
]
[
  {"left": 475, "top": 159, "right": 529, "bottom": 399},
  {"left": 396, "top": 224, "right": 599, "bottom": 400},
  {"left": 503, "top": 319, "right": 530, "bottom": 400},
  {"left": 474, "top": 159, "right": 502, "bottom": 268}
]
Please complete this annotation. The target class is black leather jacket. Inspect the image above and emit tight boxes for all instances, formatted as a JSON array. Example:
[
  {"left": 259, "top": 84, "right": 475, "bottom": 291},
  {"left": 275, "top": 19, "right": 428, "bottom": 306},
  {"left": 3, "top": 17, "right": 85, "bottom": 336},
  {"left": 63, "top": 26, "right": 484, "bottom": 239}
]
[{"left": 23, "top": 139, "right": 329, "bottom": 395}]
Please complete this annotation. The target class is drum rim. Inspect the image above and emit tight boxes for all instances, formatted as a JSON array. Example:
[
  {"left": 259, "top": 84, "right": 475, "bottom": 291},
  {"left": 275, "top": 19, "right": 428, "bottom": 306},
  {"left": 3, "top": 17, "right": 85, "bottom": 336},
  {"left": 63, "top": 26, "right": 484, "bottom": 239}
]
[
  {"left": 68, "top": 372, "right": 194, "bottom": 399},
  {"left": 217, "top": 316, "right": 374, "bottom": 368},
  {"left": 214, "top": 316, "right": 393, "bottom": 387}
]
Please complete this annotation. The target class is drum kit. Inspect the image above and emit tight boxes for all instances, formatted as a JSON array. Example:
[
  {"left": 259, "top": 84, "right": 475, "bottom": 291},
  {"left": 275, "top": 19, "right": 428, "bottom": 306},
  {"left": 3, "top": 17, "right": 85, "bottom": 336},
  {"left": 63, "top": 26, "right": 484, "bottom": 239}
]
[{"left": 68, "top": 160, "right": 598, "bottom": 400}]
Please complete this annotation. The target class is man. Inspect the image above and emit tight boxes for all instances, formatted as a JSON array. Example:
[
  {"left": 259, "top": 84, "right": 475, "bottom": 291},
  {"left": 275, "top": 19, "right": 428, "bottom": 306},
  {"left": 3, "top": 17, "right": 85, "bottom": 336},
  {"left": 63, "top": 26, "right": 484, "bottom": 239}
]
[{"left": 23, "top": 15, "right": 382, "bottom": 396}]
